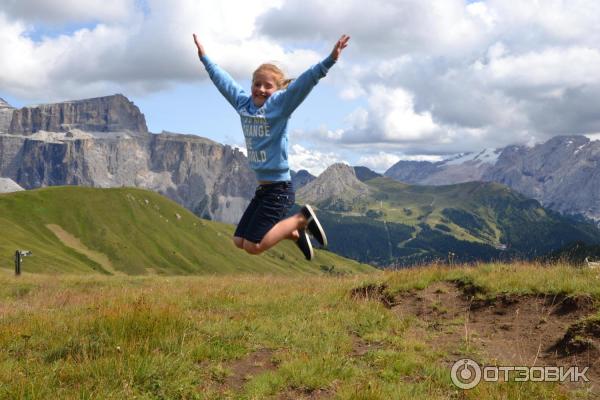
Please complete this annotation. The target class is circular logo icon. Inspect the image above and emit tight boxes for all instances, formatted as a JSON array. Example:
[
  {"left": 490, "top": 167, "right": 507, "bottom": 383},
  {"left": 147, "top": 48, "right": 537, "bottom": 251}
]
[{"left": 451, "top": 358, "right": 482, "bottom": 389}]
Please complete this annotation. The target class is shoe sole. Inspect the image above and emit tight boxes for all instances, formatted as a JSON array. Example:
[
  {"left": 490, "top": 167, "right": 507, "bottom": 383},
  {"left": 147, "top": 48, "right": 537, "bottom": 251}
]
[
  {"left": 296, "top": 229, "right": 314, "bottom": 260},
  {"left": 303, "top": 204, "right": 328, "bottom": 248}
]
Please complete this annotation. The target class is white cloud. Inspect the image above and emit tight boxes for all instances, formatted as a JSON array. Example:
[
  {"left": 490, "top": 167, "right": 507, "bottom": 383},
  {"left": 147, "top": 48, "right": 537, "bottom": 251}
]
[
  {"left": 288, "top": 144, "right": 347, "bottom": 176},
  {"left": 481, "top": 46, "right": 600, "bottom": 88},
  {"left": 256, "top": 0, "right": 600, "bottom": 154},
  {"left": 258, "top": 0, "right": 488, "bottom": 59},
  {"left": 3, "top": 0, "right": 600, "bottom": 158},
  {"left": 356, "top": 152, "right": 400, "bottom": 173},
  {"left": 0, "top": 0, "right": 321, "bottom": 101},
  {"left": 234, "top": 146, "right": 247, "bottom": 156},
  {"left": 335, "top": 85, "right": 440, "bottom": 145},
  {"left": 2, "top": 0, "right": 136, "bottom": 24},
  {"left": 370, "top": 86, "right": 438, "bottom": 141},
  {"left": 484, "top": 0, "right": 600, "bottom": 45}
]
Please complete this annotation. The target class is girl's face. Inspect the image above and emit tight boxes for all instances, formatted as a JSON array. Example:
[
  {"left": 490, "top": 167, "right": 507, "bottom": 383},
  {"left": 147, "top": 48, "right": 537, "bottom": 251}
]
[{"left": 252, "top": 71, "right": 279, "bottom": 107}]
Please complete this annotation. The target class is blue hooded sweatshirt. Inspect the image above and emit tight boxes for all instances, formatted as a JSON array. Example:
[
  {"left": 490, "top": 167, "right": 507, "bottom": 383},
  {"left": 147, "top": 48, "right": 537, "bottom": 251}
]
[{"left": 200, "top": 54, "right": 336, "bottom": 182}]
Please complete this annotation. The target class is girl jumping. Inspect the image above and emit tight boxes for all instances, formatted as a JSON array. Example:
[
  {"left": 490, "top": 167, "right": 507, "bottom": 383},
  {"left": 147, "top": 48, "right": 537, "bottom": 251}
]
[{"left": 193, "top": 33, "right": 350, "bottom": 260}]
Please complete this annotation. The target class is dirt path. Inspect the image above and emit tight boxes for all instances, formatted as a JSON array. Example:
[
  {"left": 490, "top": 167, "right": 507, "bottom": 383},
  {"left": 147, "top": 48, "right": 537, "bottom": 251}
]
[{"left": 46, "top": 224, "right": 122, "bottom": 275}]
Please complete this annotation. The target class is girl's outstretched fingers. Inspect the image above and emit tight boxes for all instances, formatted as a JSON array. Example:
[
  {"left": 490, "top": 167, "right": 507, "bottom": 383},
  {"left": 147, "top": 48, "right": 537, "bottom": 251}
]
[
  {"left": 192, "top": 33, "right": 205, "bottom": 57},
  {"left": 331, "top": 34, "right": 350, "bottom": 61}
]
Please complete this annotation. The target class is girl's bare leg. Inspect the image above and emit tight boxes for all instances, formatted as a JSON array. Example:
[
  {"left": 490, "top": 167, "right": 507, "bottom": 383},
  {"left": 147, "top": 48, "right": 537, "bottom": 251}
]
[
  {"left": 233, "top": 236, "right": 245, "bottom": 249},
  {"left": 243, "top": 213, "right": 307, "bottom": 254}
]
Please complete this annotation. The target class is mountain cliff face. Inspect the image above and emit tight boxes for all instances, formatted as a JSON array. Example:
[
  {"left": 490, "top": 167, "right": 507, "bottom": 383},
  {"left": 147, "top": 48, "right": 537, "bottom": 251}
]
[
  {"left": 482, "top": 136, "right": 600, "bottom": 220},
  {"left": 385, "top": 136, "right": 600, "bottom": 222},
  {"left": 0, "top": 98, "right": 14, "bottom": 133},
  {"left": 0, "top": 94, "right": 255, "bottom": 224},
  {"left": 8, "top": 94, "right": 148, "bottom": 137}
]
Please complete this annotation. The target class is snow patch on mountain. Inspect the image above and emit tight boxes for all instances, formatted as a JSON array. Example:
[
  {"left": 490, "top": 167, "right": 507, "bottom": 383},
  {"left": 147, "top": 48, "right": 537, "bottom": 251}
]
[{"left": 441, "top": 148, "right": 501, "bottom": 166}]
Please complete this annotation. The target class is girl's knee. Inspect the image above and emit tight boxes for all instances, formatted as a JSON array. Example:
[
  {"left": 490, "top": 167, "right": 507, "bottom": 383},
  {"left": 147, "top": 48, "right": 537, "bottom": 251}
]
[
  {"left": 233, "top": 236, "right": 245, "bottom": 249},
  {"left": 243, "top": 241, "right": 263, "bottom": 255}
]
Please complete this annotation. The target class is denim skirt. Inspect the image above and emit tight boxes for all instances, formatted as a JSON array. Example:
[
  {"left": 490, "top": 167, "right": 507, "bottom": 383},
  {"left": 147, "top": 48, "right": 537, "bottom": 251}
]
[{"left": 234, "top": 181, "right": 295, "bottom": 244}]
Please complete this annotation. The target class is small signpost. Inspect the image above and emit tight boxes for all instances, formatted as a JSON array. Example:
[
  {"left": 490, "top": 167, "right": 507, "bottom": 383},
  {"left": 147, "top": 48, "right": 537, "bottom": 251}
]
[
  {"left": 448, "top": 251, "right": 456, "bottom": 266},
  {"left": 14, "top": 250, "right": 32, "bottom": 276},
  {"left": 585, "top": 257, "right": 600, "bottom": 269}
]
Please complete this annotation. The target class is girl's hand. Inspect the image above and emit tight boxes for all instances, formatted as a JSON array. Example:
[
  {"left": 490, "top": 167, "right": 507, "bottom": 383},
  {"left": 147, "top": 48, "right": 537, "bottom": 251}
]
[
  {"left": 193, "top": 33, "right": 206, "bottom": 58},
  {"left": 330, "top": 34, "right": 350, "bottom": 61}
]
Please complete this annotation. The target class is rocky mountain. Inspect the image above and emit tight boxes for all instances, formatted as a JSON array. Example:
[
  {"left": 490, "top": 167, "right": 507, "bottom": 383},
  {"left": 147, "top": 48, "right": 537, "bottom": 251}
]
[
  {"left": 0, "top": 94, "right": 255, "bottom": 224},
  {"left": 385, "top": 147, "right": 502, "bottom": 185},
  {"left": 9, "top": 94, "right": 148, "bottom": 137},
  {"left": 0, "top": 98, "right": 14, "bottom": 133},
  {"left": 297, "top": 163, "right": 370, "bottom": 211},
  {"left": 290, "top": 169, "right": 315, "bottom": 189},
  {"left": 384, "top": 160, "right": 441, "bottom": 184},
  {"left": 384, "top": 136, "right": 600, "bottom": 222},
  {"left": 353, "top": 166, "right": 382, "bottom": 182}
]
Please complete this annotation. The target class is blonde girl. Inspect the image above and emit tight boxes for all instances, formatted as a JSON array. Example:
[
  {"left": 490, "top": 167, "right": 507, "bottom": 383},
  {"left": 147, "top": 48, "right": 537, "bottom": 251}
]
[{"left": 193, "top": 33, "right": 350, "bottom": 260}]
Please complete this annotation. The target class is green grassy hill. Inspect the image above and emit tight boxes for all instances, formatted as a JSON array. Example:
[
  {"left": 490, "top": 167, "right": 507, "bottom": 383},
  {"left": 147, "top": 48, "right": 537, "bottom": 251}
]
[
  {"left": 0, "top": 186, "right": 374, "bottom": 275},
  {"left": 299, "top": 177, "right": 600, "bottom": 266}
]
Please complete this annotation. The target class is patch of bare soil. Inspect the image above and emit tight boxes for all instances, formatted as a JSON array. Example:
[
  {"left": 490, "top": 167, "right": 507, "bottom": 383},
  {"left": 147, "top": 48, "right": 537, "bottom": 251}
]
[
  {"left": 207, "top": 348, "right": 333, "bottom": 399},
  {"left": 200, "top": 348, "right": 279, "bottom": 396},
  {"left": 277, "top": 388, "right": 332, "bottom": 400},
  {"left": 350, "top": 334, "right": 384, "bottom": 358},
  {"left": 222, "top": 348, "right": 279, "bottom": 391},
  {"left": 373, "top": 281, "right": 599, "bottom": 392},
  {"left": 349, "top": 283, "right": 397, "bottom": 308},
  {"left": 552, "top": 318, "right": 600, "bottom": 355}
]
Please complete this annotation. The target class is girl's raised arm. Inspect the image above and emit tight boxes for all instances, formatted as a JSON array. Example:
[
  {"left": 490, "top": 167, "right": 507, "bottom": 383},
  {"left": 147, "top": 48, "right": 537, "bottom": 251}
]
[
  {"left": 193, "top": 34, "right": 249, "bottom": 109},
  {"left": 276, "top": 35, "right": 350, "bottom": 117}
]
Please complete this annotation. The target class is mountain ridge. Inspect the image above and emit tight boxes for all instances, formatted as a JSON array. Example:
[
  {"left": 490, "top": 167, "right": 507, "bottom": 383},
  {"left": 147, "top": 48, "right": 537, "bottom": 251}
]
[
  {"left": 7, "top": 94, "right": 148, "bottom": 138},
  {"left": 385, "top": 135, "right": 600, "bottom": 222},
  {"left": 3, "top": 94, "right": 598, "bottom": 232},
  {"left": 0, "top": 94, "right": 256, "bottom": 224}
]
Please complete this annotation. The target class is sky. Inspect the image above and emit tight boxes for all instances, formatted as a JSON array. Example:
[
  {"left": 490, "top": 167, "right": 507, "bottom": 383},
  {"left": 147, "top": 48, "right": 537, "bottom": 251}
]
[{"left": 2, "top": 0, "right": 600, "bottom": 175}]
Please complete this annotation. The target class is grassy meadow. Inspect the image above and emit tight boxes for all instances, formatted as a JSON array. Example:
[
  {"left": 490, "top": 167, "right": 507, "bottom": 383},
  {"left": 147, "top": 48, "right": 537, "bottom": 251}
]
[{"left": 1, "top": 263, "right": 598, "bottom": 399}]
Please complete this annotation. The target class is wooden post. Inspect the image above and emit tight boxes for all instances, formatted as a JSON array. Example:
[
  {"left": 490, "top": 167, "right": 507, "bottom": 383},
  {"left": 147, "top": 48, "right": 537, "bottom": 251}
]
[{"left": 15, "top": 250, "right": 21, "bottom": 276}]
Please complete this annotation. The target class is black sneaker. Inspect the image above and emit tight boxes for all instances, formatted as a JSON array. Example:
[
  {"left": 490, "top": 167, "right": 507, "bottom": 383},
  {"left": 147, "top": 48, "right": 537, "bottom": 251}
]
[
  {"left": 301, "top": 204, "right": 328, "bottom": 247},
  {"left": 295, "top": 229, "right": 314, "bottom": 261}
]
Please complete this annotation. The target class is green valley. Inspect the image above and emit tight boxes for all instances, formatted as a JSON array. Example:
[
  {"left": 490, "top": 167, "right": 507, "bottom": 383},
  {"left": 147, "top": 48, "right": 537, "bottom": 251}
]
[{"left": 297, "top": 169, "right": 600, "bottom": 266}]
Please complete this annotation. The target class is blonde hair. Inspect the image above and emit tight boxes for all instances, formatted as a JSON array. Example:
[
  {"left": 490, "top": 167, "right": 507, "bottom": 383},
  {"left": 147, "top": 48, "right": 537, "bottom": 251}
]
[{"left": 253, "top": 63, "right": 293, "bottom": 89}]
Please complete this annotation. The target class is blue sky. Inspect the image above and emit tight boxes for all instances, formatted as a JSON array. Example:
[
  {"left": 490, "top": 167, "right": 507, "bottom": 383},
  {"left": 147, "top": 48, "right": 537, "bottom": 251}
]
[{"left": 2, "top": 0, "right": 600, "bottom": 174}]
